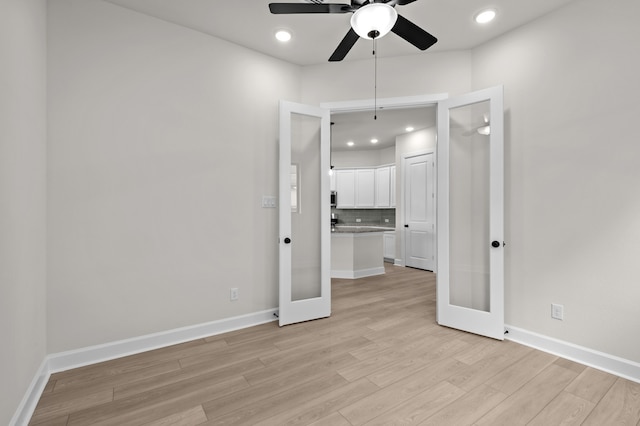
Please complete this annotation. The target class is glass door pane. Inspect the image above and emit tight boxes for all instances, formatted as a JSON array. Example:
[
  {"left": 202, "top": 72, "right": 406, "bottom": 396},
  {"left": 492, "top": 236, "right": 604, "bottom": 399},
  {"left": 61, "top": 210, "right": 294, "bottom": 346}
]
[
  {"left": 449, "top": 101, "right": 491, "bottom": 312},
  {"left": 290, "top": 112, "right": 322, "bottom": 301}
]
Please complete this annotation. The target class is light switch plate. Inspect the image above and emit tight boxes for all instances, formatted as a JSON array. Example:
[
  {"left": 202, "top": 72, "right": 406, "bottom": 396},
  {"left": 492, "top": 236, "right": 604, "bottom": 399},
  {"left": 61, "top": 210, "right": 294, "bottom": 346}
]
[{"left": 262, "top": 196, "right": 276, "bottom": 208}]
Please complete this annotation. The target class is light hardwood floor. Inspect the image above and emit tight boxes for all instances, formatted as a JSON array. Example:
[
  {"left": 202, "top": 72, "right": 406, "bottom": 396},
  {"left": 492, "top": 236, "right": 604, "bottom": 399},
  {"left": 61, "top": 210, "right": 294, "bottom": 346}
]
[{"left": 30, "top": 265, "right": 640, "bottom": 425}]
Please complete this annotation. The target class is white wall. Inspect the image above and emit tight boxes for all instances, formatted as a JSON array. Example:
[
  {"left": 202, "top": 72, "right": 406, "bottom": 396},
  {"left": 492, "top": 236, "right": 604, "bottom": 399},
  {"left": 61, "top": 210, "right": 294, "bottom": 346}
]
[
  {"left": 331, "top": 147, "right": 395, "bottom": 168},
  {"left": 471, "top": 0, "right": 640, "bottom": 362},
  {"left": 0, "top": 0, "right": 47, "bottom": 423},
  {"left": 47, "top": 0, "right": 300, "bottom": 352},
  {"left": 301, "top": 51, "right": 472, "bottom": 104}
]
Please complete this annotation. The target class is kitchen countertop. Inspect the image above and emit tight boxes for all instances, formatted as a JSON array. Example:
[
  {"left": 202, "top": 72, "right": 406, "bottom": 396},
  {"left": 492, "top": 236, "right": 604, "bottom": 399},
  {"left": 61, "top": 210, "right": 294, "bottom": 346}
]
[{"left": 331, "top": 225, "right": 395, "bottom": 234}]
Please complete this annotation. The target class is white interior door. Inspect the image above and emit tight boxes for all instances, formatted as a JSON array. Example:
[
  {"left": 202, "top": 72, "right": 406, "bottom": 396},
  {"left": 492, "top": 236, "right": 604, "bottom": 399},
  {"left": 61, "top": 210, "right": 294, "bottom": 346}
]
[
  {"left": 279, "top": 101, "right": 331, "bottom": 326},
  {"left": 404, "top": 153, "right": 435, "bottom": 271},
  {"left": 436, "top": 86, "right": 504, "bottom": 340}
]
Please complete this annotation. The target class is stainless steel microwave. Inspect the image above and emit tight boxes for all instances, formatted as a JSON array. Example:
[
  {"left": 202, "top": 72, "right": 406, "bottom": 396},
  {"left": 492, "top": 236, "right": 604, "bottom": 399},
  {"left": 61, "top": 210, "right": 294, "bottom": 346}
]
[{"left": 330, "top": 191, "right": 337, "bottom": 207}]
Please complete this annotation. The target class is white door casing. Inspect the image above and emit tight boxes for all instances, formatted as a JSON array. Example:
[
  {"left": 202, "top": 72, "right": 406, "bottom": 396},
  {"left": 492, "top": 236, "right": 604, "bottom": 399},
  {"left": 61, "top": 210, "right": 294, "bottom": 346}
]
[
  {"left": 436, "top": 85, "right": 505, "bottom": 340},
  {"left": 279, "top": 101, "right": 331, "bottom": 326}
]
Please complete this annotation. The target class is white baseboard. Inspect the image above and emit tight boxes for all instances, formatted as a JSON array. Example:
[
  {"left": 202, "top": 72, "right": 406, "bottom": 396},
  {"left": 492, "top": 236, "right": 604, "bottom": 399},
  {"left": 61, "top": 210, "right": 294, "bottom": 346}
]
[
  {"left": 394, "top": 258, "right": 404, "bottom": 267},
  {"left": 10, "top": 308, "right": 278, "bottom": 426},
  {"left": 505, "top": 325, "right": 640, "bottom": 384},
  {"left": 331, "top": 267, "right": 385, "bottom": 279},
  {"left": 9, "top": 358, "right": 49, "bottom": 426}
]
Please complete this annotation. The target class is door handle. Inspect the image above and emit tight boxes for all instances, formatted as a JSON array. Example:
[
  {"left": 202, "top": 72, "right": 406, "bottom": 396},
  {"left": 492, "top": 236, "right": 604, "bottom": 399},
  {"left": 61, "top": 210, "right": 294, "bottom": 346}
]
[
  {"left": 404, "top": 224, "right": 409, "bottom": 228},
  {"left": 491, "top": 241, "right": 500, "bottom": 248},
  {"left": 284, "top": 237, "right": 291, "bottom": 244}
]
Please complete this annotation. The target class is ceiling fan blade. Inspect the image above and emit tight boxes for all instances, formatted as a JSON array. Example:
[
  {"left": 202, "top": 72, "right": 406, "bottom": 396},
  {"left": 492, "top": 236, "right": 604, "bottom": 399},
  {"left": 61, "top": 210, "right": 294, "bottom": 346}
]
[
  {"left": 269, "top": 3, "right": 352, "bottom": 14},
  {"left": 391, "top": 14, "right": 437, "bottom": 50},
  {"left": 384, "top": 0, "right": 418, "bottom": 5},
  {"left": 329, "top": 28, "right": 360, "bottom": 62}
]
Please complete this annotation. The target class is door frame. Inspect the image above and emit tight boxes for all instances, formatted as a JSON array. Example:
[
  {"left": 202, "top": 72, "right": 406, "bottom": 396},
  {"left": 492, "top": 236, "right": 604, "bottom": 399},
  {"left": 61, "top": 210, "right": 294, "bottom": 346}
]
[{"left": 321, "top": 94, "right": 448, "bottom": 114}]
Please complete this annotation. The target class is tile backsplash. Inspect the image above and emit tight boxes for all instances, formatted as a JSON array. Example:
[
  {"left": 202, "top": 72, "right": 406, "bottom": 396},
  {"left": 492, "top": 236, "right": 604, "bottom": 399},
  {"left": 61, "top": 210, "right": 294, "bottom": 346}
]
[{"left": 331, "top": 208, "right": 395, "bottom": 226}]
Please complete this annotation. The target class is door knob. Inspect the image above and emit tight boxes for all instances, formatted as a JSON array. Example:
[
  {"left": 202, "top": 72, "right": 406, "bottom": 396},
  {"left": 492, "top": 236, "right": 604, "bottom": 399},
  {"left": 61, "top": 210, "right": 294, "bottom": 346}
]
[
  {"left": 404, "top": 224, "right": 409, "bottom": 228},
  {"left": 491, "top": 241, "right": 500, "bottom": 248},
  {"left": 284, "top": 237, "right": 291, "bottom": 244}
]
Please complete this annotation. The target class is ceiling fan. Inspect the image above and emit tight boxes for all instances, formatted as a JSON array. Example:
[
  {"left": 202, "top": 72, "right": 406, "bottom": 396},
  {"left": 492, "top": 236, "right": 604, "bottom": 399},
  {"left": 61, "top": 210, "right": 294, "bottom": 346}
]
[{"left": 268, "top": 0, "right": 438, "bottom": 62}]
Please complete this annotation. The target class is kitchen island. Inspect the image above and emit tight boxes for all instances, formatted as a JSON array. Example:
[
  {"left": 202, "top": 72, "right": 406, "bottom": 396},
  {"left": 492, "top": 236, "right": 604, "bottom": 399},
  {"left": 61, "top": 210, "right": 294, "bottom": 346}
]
[{"left": 331, "top": 225, "right": 393, "bottom": 279}]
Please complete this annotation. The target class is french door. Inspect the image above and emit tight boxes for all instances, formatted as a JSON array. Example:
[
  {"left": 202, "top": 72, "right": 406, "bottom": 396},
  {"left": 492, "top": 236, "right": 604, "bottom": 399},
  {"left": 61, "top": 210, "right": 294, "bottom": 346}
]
[
  {"left": 436, "top": 86, "right": 505, "bottom": 340},
  {"left": 278, "top": 101, "right": 331, "bottom": 326}
]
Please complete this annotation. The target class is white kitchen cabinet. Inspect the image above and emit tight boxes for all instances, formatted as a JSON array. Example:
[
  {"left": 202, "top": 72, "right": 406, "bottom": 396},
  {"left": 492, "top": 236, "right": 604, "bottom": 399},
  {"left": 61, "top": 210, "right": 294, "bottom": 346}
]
[
  {"left": 334, "top": 165, "right": 395, "bottom": 209},
  {"left": 383, "top": 231, "right": 396, "bottom": 261},
  {"left": 355, "top": 169, "right": 375, "bottom": 207},
  {"left": 375, "top": 166, "right": 391, "bottom": 208},
  {"left": 336, "top": 169, "right": 355, "bottom": 208},
  {"left": 390, "top": 165, "right": 396, "bottom": 207}
]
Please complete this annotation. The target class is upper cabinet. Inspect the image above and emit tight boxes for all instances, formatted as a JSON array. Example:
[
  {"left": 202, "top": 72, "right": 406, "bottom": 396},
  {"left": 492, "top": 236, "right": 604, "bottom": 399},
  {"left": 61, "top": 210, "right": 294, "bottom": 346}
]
[
  {"left": 336, "top": 169, "right": 355, "bottom": 208},
  {"left": 355, "top": 169, "right": 375, "bottom": 208},
  {"left": 335, "top": 164, "right": 395, "bottom": 209},
  {"left": 375, "top": 166, "right": 391, "bottom": 208}
]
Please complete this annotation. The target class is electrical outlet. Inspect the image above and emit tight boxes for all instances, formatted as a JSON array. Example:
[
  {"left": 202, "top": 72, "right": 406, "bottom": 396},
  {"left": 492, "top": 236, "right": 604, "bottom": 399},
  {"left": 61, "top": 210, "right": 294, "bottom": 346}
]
[
  {"left": 551, "top": 303, "right": 564, "bottom": 320},
  {"left": 230, "top": 288, "right": 239, "bottom": 301},
  {"left": 384, "top": 218, "right": 389, "bottom": 223},
  {"left": 356, "top": 218, "right": 361, "bottom": 223}
]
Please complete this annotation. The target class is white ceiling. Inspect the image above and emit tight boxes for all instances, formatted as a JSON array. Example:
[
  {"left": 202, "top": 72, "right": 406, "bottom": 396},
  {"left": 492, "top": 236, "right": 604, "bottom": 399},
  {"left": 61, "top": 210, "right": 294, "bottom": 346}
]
[
  {"left": 104, "top": 0, "right": 574, "bottom": 66},
  {"left": 102, "top": 0, "right": 574, "bottom": 151},
  {"left": 331, "top": 106, "right": 435, "bottom": 151}
]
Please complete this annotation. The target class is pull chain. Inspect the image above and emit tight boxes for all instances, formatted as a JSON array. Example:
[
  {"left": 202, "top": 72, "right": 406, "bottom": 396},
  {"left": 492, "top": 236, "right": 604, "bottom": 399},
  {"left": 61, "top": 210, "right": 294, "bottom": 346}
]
[{"left": 373, "top": 37, "right": 377, "bottom": 120}]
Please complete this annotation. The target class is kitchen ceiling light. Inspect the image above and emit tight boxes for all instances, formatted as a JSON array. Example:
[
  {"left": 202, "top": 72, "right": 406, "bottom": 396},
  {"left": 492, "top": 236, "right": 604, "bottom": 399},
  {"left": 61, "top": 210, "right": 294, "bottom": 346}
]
[
  {"left": 405, "top": 126, "right": 414, "bottom": 132},
  {"left": 350, "top": 3, "right": 398, "bottom": 40},
  {"left": 371, "top": 138, "right": 378, "bottom": 144},
  {"left": 475, "top": 9, "right": 496, "bottom": 24},
  {"left": 275, "top": 29, "right": 292, "bottom": 42},
  {"left": 347, "top": 141, "right": 355, "bottom": 147}
]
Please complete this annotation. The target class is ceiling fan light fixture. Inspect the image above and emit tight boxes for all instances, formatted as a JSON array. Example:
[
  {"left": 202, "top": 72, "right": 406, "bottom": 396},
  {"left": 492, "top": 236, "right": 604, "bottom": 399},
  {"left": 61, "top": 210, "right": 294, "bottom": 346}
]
[
  {"left": 350, "top": 3, "right": 398, "bottom": 40},
  {"left": 477, "top": 125, "right": 491, "bottom": 135}
]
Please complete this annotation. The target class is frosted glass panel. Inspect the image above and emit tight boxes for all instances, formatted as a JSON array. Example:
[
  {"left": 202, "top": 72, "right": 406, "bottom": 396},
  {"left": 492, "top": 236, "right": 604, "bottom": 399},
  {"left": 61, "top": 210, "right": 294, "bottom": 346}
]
[
  {"left": 290, "top": 113, "right": 322, "bottom": 301},
  {"left": 448, "top": 101, "right": 490, "bottom": 312}
]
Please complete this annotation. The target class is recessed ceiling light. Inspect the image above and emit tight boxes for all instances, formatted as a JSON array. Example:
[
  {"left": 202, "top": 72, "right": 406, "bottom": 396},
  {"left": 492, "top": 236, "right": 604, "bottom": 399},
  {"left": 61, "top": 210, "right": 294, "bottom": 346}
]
[
  {"left": 371, "top": 138, "right": 378, "bottom": 144},
  {"left": 275, "top": 30, "right": 292, "bottom": 42},
  {"left": 405, "top": 126, "right": 414, "bottom": 132},
  {"left": 475, "top": 9, "right": 496, "bottom": 24},
  {"left": 347, "top": 141, "right": 355, "bottom": 147}
]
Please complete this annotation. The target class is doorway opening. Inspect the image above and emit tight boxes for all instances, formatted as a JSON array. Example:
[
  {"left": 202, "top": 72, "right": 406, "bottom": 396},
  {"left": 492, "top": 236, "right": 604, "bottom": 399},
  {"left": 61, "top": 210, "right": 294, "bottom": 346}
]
[{"left": 323, "top": 95, "right": 443, "bottom": 270}]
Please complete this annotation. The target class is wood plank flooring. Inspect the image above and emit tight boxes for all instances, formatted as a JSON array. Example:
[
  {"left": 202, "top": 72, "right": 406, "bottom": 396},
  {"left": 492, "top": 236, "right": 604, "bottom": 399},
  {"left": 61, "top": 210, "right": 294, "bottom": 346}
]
[{"left": 30, "top": 265, "right": 640, "bottom": 425}]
